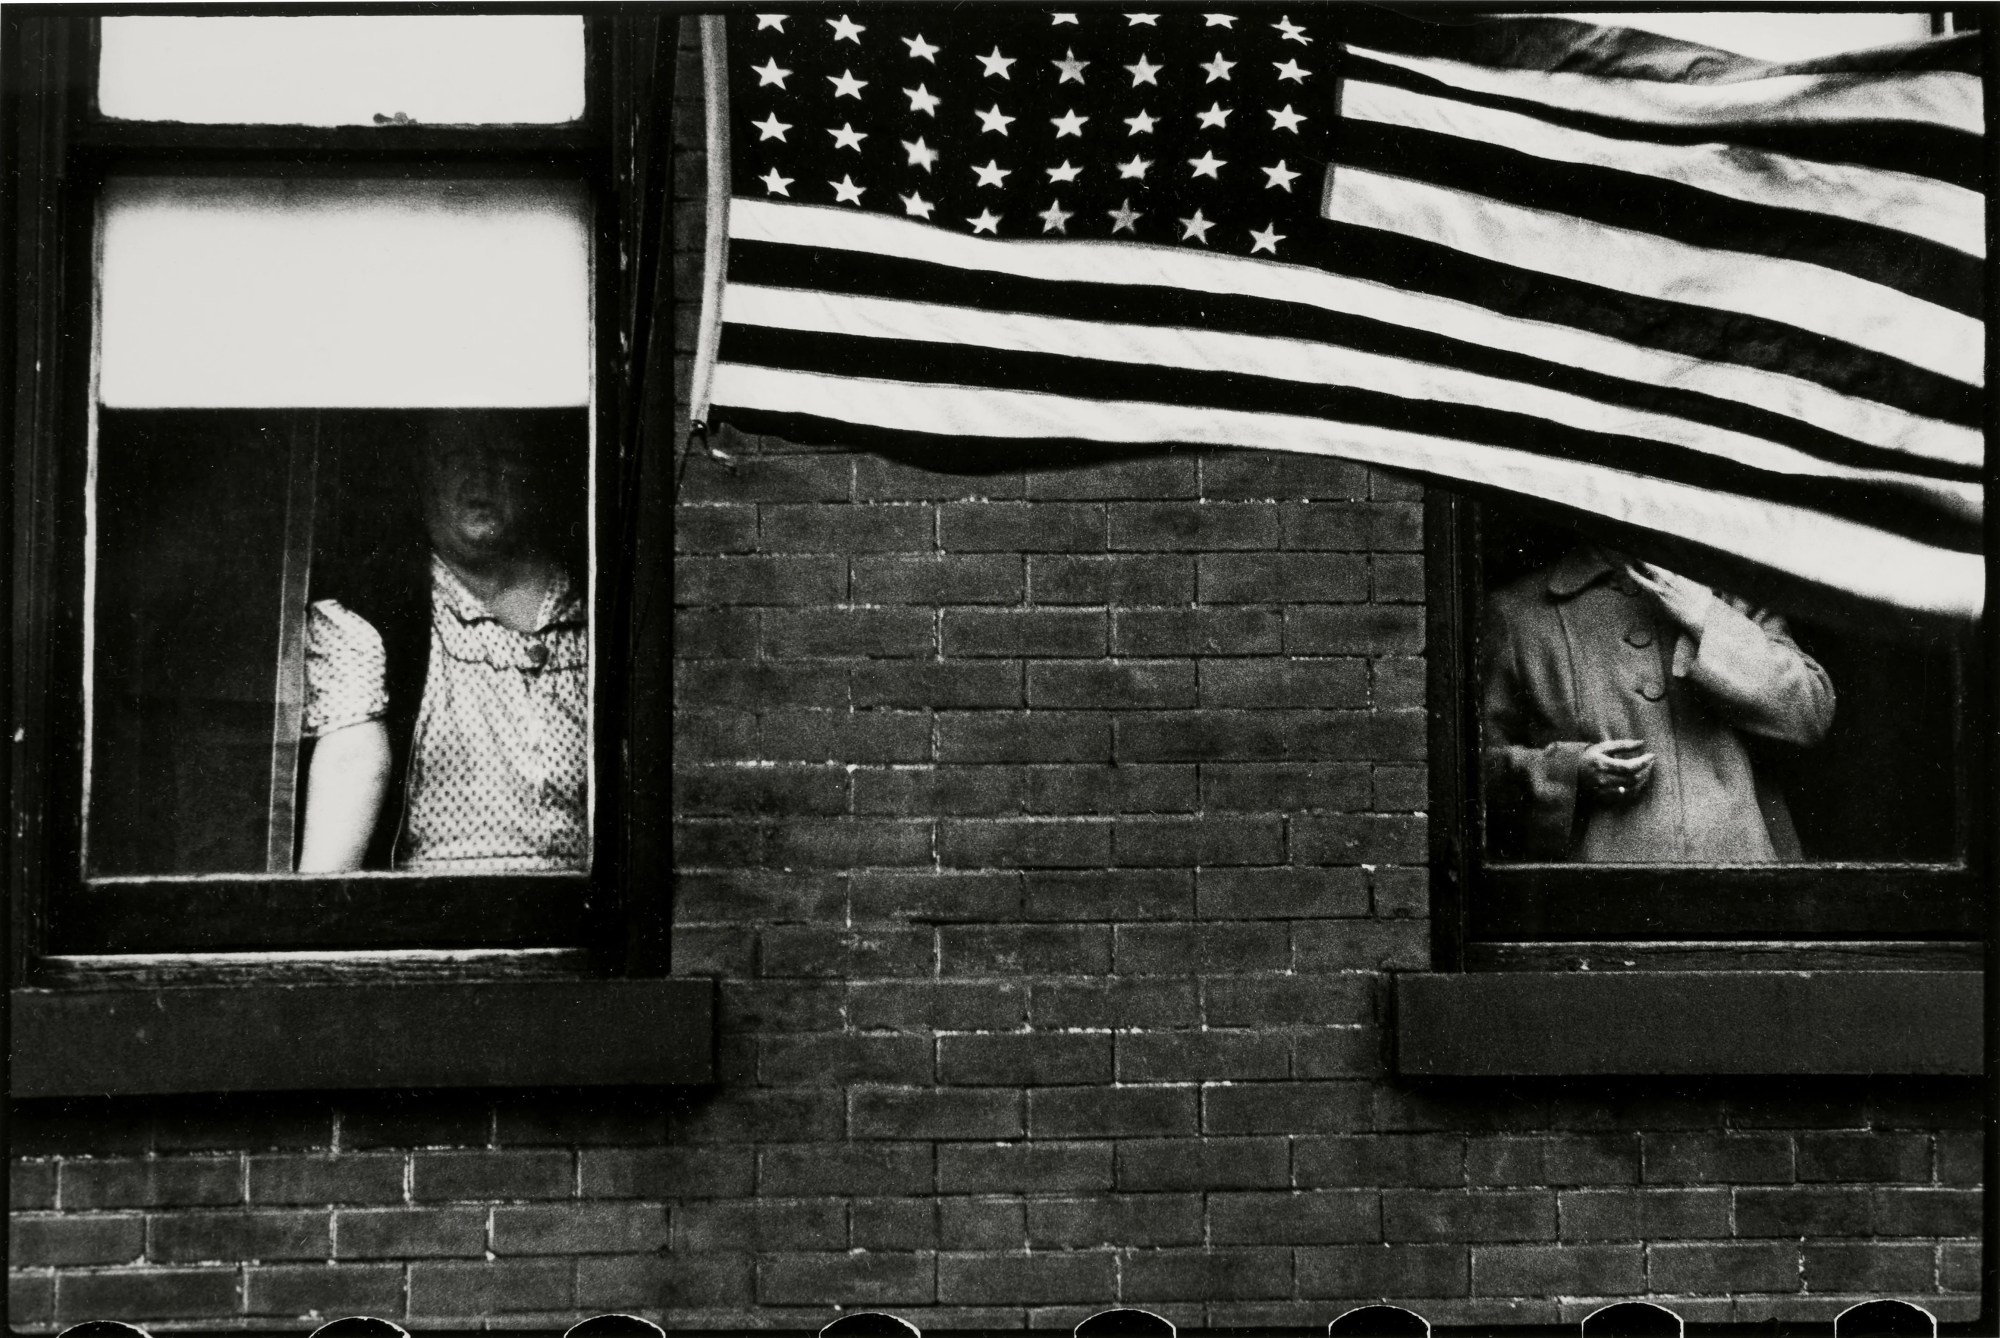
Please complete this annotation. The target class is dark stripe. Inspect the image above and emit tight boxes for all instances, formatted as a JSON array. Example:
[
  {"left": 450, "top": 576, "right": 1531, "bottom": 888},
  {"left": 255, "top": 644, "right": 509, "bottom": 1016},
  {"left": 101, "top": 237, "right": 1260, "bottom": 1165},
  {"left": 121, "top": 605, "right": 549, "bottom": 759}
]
[
  {"left": 727, "top": 237, "right": 1981, "bottom": 482},
  {"left": 1342, "top": 51, "right": 1984, "bottom": 192},
  {"left": 1338, "top": 10, "right": 1982, "bottom": 84},
  {"left": 715, "top": 324, "right": 1982, "bottom": 553},
  {"left": 1336, "top": 119, "right": 1981, "bottom": 317}
]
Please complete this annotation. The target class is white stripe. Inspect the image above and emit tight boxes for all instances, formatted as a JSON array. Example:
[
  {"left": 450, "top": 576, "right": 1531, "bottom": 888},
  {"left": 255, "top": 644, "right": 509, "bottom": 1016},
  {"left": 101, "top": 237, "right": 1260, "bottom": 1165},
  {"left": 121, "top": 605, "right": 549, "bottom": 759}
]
[
  {"left": 723, "top": 282, "right": 1980, "bottom": 522},
  {"left": 1347, "top": 44, "right": 1983, "bottom": 134},
  {"left": 709, "top": 364, "right": 1983, "bottom": 618},
  {"left": 1344, "top": 78, "right": 1985, "bottom": 258},
  {"left": 1325, "top": 166, "right": 1983, "bottom": 388},
  {"left": 730, "top": 198, "right": 1980, "bottom": 470}
]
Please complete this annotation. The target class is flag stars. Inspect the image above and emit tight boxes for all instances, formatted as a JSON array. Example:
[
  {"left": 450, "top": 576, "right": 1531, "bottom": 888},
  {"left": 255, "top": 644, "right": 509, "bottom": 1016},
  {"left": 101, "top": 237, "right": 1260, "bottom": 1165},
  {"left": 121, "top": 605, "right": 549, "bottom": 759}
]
[
  {"left": 1196, "top": 102, "right": 1231, "bottom": 129},
  {"left": 1262, "top": 160, "right": 1300, "bottom": 191},
  {"left": 1126, "top": 55, "right": 1163, "bottom": 86},
  {"left": 905, "top": 85, "right": 942, "bottom": 115},
  {"left": 830, "top": 175, "right": 866, "bottom": 205},
  {"left": 1205, "top": 13, "right": 1237, "bottom": 26},
  {"left": 977, "top": 46, "right": 1017, "bottom": 79},
  {"left": 901, "top": 190, "right": 935, "bottom": 219},
  {"left": 1188, "top": 150, "right": 1226, "bottom": 179},
  {"left": 972, "top": 159, "right": 1012, "bottom": 188},
  {"left": 1108, "top": 199, "right": 1143, "bottom": 233},
  {"left": 968, "top": 209, "right": 1002, "bottom": 234},
  {"left": 1053, "top": 49, "right": 1090, "bottom": 83},
  {"left": 1051, "top": 12, "right": 1079, "bottom": 24},
  {"left": 1180, "top": 209, "right": 1215, "bottom": 244},
  {"left": 1201, "top": 52, "right": 1235, "bottom": 82},
  {"left": 1126, "top": 13, "right": 1159, "bottom": 25},
  {"left": 755, "top": 14, "right": 786, "bottom": 31},
  {"left": 1274, "top": 14, "right": 1311, "bottom": 43},
  {"left": 977, "top": 104, "right": 1016, "bottom": 135},
  {"left": 752, "top": 58, "right": 791, "bottom": 89},
  {"left": 828, "top": 122, "right": 867, "bottom": 151},
  {"left": 1268, "top": 104, "right": 1306, "bottom": 132},
  {"left": 1051, "top": 109, "right": 1088, "bottom": 138},
  {"left": 828, "top": 68, "right": 868, "bottom": 98},
  {"left": 1038, "top": 200, "right": 1073, "bottom": 234},
  {"left": 1117, "top": 155, "right": 1152, "bottom": 179},
  {"left": 760, "top": 168, "right": 792, "bottom": 195},
  {"left": 903, "top": 34, "right": 939, "bottom": 61},
  {"left": 827, "top": 14, "right": 865, "bottom": 43},
  {"left": 1123, "top": 109, "right": 1158, "bottom": 135},
  {"left": 752, "top": 112, "right": 792, "bottom": 141},
  {"left": 1274, "top": 59, "right": 1311, "bottom": 83},
  {"left": 903, "top": 137, "right": 939, "bottom": 170},
  {"left": 1249, "top": 223, "right": 1285, "bottom": 254},
  {"left": 1047, "top": 160, "right": 1083, "bottom": 183}
]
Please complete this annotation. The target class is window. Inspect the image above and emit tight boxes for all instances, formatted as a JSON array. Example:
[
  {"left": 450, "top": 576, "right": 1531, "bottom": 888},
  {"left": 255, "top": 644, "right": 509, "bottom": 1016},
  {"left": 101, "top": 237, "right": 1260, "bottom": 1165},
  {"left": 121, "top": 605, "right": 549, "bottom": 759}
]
[{"left": 7, "top": 12, "right": 691, "bottom": 1054}]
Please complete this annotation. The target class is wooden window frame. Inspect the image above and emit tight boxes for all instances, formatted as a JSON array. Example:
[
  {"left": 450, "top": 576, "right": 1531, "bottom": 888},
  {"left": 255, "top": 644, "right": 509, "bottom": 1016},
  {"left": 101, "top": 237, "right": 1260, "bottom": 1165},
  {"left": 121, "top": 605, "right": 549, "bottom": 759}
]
[{"left": 4, "top": 13, "right": 703, "bottom": 1093}]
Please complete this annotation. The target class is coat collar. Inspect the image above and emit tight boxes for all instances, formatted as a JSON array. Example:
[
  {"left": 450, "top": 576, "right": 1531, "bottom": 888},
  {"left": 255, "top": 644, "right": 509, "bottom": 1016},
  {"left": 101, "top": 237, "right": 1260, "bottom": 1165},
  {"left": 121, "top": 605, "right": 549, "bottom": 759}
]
[{"left": 1546, "top": 546, "right": 1615, "bottom": 600}]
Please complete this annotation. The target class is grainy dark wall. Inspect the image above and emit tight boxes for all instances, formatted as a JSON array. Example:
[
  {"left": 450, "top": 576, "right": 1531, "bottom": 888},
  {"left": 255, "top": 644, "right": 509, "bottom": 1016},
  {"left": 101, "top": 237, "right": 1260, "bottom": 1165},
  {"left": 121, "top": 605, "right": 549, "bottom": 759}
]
[{"left": 2, "top": 18, "right": 1982, "bottom": 1334}]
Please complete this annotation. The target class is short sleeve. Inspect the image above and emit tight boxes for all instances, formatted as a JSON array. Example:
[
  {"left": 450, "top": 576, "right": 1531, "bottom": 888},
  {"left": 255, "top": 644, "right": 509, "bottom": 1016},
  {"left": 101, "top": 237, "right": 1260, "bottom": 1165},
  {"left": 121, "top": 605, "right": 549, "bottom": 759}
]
[{"left": 304, "top": 598, "right": 389, "bottom": 737}]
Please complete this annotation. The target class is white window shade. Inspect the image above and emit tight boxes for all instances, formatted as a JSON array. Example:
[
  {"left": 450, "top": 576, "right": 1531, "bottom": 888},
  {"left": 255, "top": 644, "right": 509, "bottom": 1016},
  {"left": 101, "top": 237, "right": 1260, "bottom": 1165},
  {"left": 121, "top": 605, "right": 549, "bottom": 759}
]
[
  {"left": 98, "top": 178, "right": 591, "bottom": 409},
  {"left": 98, "top": 16, "right": 585, "bottom": 126}
]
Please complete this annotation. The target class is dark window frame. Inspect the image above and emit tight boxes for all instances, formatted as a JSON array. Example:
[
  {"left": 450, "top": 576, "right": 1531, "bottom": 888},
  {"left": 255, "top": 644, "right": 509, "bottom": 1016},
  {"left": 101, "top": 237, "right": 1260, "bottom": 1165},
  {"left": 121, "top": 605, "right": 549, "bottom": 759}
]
[
  {"left": 1425, "top": 489, "right": 1988, "bottom": 973},
  {"left": 6, "top": 12, "right": 679, "bottom": 988}
]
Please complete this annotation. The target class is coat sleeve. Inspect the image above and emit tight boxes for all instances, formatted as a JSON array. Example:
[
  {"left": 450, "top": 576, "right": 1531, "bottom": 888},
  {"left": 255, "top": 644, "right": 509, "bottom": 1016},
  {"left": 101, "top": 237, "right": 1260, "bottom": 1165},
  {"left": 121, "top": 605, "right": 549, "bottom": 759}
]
[
  {"left": 1679, "top": 598, "right": 1835, "bottom": 747},
  {"left": 1480, "top": 594, "right": 1590, "bottom": 860}
]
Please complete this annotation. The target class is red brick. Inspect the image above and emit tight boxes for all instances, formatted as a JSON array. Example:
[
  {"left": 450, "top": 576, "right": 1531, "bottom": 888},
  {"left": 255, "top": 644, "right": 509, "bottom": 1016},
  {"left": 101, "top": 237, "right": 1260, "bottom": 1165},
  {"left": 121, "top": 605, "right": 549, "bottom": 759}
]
[
  {"left": 851, "top": 869, "right": 1023, "bottom": 922},
  {"left": 12, "top": 1213, "right": 144, "bottom": 1266},
  {"left": 1023, "top": 765, "right": 1199, "bottom": 815},
  {"left": 1644, "top": 1132, "right": 1794, "bottom": 1184},
  {"left": 578, "top": 1253, "right": 753, "bottom": 1308},
  {"left": 407, "top": 1260, "right": 574, "bottom": 1316},
  {"left": 938, "top": 1142, "right": 1113, "bottom": 1194},
  {"left": 848, "top": 980, "right": 1029, "bottom": 1032},
  {"left": 1279, "top": 501, "right": 1424, "bottom": 551},
  {"left": 720, "top": 980, "right": 847, "bottom": 1033},
  {"left": 1209, "top": 1190, "right": 1379, "bottom": 1245},
  {"left": 674, "top": 608, "right": 758, "bottom": 658},
  {"left": 1028, "top": 1194, "right": 1203, "bottom": 1248},
  {"left": 1019, "top": 868, "right": 1193, "bottom": 920},
  {"left": 1802, "top": 1242, "right": 1935, "bottom": 1294},
  {"left": 244, "top": 1264, "right": 405, "bottom": 1318},
  {"left": 1871, "top": 1187, "right": 1981, "bottom": 1236},
  {"left": 1467, "top": 1136, "right": 1641, "bottom": 1187},
  {"left": 62, "top": 1157, "right": 242, "bottom": 1209},
  {"left": 1298, "top": 1244, "right": 1469, "bottom": 1298},
  {"left": 1796, "top": 1131, "right": 1931, "bottom": 1183},
  {"left": 1371, "top": 764, "right": 1428, "bottom": 811},
  {"left": 765, "top": 818, "right": 934, "bottom": 868},
  {"left": 1115, "top": 709, "right": 1303, "bottom": 762},
  {"left": 938, "top": 1033, "right": 1112, "bottom": 1086},
  {"left": 851, "top": 659, "right": 1023, "bottom": 707},
  {"left": 580, "top": 1147, "right": 754, "bottom": 1198},
  {"left": 674, "top": 1198, "right": 846, "bottom": 1253},
  {"left": 938, "top": 924, "right": 1108, "bottom": 977},
  {"left": 1471, "top": 1244, "right": 1643, "bottom": 1297},
  {"left": 13, "top": 1160, "right": 55, "bottom": 1209},
  {"left": 1286, "top": 605, "right": 1425, "bottom": 654},
  {"left": 1373, "top": 656, "right": 1429, "bottom": 710},
  {"left": 406, "top": 1150, "right": 570, "bottom": 1203},
  {"left": 1199, "top": 553, "right": 1368, "bottom": 604},
  {"left": 673, "top": 503, "right": 757, "bottom": 553},
  {"left": 1027, "top": 660, "right": 1196, "bottom": 710},
  {"left": 759, "top": 1251, "right": 937, "bottom": 1306},
  {"left": 760, "top": 503, "right": 934, "bottom": 552},
  {"left": 672, "top": 818, "right": 765, "bottom": 867},
  {"left": 940, "top": 502, "right": 1105, "bottom": 552},
  {"left": 942, "top": 1197, "right": 1029, "bottom": 1250},
  {"left": 760, "top": 1144, "right": 934, "bottom": 1196},
  {"left": 56, "top": 1268, "right": 240, "bottom": 1322},
  {"left": 1121, "top": 1246, "right": 1293, "bottom": 1300},
  {"left": 852, "top": 553, "right": 1024, "bottom": 604},
  {"left": 1114, "top": 922, "right": 1291, "bottom": 975},
  {"left": 1937, "top": 1130, "right": 1981, "bottom": 1184},
  {"left": 759, "top": 926, "right": 935, "bottom": 978},
  {"left": 943, "top": 608, "right": 1107, "bottom": 657},
  {"left": 1112, "top": 815, "right": 1285, "bottom": 867},
  {"left": 1296, "top": 1135, "right": 1464, "bottom": 1189},
  {"left": 1200, "top": 761, "right": 1371, "bottom": 812},
  {"left": 939, "top": 818, "right": 1114, "bottom": 869},
  {"left": 334, "top": 1207, "right": 485, "bottom": 1258},
  {"left": 1293, "top": 813, "right": 1429, "bottom": 865},
  {"left": 1109, "top": 501, "right": 1281, "bottom": 550},
  {"left": 937, "top": 711, "right": 1114, "bottom": 762},
  {"left": 1028, "top": 1086, "right": 1199, "bottom": 1140},
  {"left": 1295, "top": 1028, "right": 1388, "bottom": 1080},
  {"left": 1383, "top": 1190, "right": 1557, "bottom": 1243},
  {"left": 678, "top": 452, "right": 850, "bottom": 504},
  {"left": 1032, "top": 979, "right": 1200, "bottom": 1029},
  {"left": 1558, "top": 1189, "right": 1730, "bottom": 1241},
  {"left": 760, "top": 1033, "right": 934, "bottom": 1085},
  {"left": 149, "top": 1209, "right": 329, "bottom": 1262},
  {"left": 10, "top": 1271, "right": 53, "bottom": 1326},
  {"left": 851, "top": 1087, "right": 1027, "bottom": 1142},
  {"left": 1205, "top": 975, "right": 1376, "bottom": 1027},
  {"left": 676, "top": 871, "right": 846, "bottom": 924},
  {"left": 1650, "top": 1241, "right": 1801, "bottom": 1294},
  {"left": 1028, "top": 554, "right": 1193, "bottom": 604},
  {"left": 1371, "top": 554, "right": 1427, "bottom": 602},
  {"left": 938, "top": 1250, "right": 1115, "bottom": 1304},
  {"left": 851, "top": 766, "right": 1021, "bottom": 816},
  {"left": 1294, "top": 919, "right": 1430, "bottom": 970},
  {"left": 852, "top": 1197, "right": 940, "bottom": 1250},
  {"left": 491, "top": 1202, "right": 667, "bottom": 1255},
  {"left": 1117, "top": 1137, "right": 1289, "bottom": 1191},
  {"left": 1373, "top": 868, "right": 1429, "bottom": 917},
  {"left": 1197, "top": 866, "right": 1371, "bottom": 918},
  {"left": 1204, "top": 1082, "right": 1373, "bottom": 1136},
  {"left": 1733, "top": 1187, "right": 1874, "bottom": 1237},
  {"left": 674, "top": 554, "right": 845, "bottom": 605},
  {"left": 1205, "top": 454, "right": 1370, "bottom": 500},
  {"left": 764, "top": 608, "right": 935, "bottom": 658},
  {"left": 1117, "top": 1031, "right": 1289, "bottom": 1082},
  {"left": 1028, "top": 455, "right": 1200, "bottom": 499},
  {"left": 673, "top": 764, "right": 850, "bottom": 817},
  {"left": 1113, "top": 607, "right": 1284, "bottom": 656},
  {"left": 673, "top": 708, "right": 758, "bottom": 762},
  {"left": 1942, "top": 1242, "right": 1980, "bottom": 1292}
]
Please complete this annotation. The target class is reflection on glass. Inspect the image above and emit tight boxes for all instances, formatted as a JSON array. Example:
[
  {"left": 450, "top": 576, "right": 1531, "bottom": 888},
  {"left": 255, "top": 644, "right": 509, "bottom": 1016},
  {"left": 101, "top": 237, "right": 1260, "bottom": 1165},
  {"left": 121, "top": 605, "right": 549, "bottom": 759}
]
[
  {"left": 87, "top": 410, "right": 590, "bottom": 877},
  {"left": 99, "top": 16, "right": 586, "bottom": 127},
  {"left": 1478, "top": 513, "right": 1961, "bottom": 865}
]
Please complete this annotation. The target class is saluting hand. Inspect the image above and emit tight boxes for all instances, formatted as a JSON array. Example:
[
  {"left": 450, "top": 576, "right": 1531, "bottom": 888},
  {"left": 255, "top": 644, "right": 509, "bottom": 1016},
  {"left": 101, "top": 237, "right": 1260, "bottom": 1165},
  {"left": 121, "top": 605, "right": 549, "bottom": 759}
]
[{"left": 1625, "top": 561, "right": 1715, "bottom": 638}]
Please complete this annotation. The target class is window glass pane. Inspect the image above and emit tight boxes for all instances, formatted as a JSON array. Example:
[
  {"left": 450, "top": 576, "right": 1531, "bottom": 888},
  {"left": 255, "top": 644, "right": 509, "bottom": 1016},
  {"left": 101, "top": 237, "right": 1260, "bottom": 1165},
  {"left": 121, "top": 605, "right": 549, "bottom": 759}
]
[
  {"left": 1477, "top": 509, "right": 1962, "bottom": 865},
  {"left": 99, "top": 176, "right": 591, "bottom": 409},
  {"left": 98, "top": 16, "right": 586, "bottom": 126}
]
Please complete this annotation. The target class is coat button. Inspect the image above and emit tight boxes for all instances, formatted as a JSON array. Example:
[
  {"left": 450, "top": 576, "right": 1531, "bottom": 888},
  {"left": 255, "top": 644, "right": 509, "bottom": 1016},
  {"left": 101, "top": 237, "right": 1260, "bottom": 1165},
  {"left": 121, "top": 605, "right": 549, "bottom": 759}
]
[
  {"left": 1637, "top": 681, "right": 1666, "bottom": 701},
  {"left": 526, "top": 643, "right": 550, "bottom": 670},
  {"left": 1624, "top": 628, "right": 1653, "bottom": 648}
]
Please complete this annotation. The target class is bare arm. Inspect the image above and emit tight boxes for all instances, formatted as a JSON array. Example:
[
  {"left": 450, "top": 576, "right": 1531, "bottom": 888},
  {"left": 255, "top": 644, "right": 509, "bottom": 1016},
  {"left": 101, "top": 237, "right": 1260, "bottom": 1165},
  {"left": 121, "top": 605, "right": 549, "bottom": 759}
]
[{"left": 297, "top": 719, "right": 391, "bottom": 872}]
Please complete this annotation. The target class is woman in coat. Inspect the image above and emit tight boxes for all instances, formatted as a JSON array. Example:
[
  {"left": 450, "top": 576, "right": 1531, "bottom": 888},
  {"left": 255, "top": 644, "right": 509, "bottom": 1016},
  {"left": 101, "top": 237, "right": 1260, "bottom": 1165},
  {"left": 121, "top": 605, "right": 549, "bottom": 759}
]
[{"left": 1481, "top": 546, "right": 1835, "bottom": 863}]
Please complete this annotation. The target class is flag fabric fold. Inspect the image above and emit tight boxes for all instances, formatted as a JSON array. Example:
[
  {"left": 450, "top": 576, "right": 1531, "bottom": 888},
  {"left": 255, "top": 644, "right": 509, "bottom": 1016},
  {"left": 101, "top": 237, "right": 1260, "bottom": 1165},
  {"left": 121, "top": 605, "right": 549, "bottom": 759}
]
[{"left": 692, "top": 8, "right": 1984, "bottom": 620}]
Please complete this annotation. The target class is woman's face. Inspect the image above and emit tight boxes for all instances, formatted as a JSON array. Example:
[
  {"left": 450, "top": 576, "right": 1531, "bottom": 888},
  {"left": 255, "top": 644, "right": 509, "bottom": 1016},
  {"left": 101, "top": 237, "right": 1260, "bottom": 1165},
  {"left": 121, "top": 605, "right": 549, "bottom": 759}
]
[{"left": 419, "top": 432, "right": 538, "bottom": 568}]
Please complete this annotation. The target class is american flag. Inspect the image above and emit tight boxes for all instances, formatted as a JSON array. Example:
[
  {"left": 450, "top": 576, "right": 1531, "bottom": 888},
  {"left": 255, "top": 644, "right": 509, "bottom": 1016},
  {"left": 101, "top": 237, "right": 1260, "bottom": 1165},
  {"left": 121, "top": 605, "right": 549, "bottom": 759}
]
[{"left": 692, "top": 9, "right": 1984, "bottom": 620}]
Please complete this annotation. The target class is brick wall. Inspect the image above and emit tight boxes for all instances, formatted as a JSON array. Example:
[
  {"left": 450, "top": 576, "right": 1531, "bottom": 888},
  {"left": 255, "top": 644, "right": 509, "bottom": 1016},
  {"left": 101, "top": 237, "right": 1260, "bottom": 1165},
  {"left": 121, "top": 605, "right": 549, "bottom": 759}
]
[{"left": 2, "top": 18, "right": 1983, "bottom": 1334}]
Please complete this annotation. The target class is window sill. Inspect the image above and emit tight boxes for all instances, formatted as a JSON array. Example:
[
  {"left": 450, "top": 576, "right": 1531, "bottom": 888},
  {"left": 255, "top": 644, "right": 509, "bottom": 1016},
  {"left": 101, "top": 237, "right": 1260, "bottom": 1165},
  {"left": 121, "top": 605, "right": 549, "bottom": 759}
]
[
  {"left": 1393, "top": 970, "right": 1980, "bottom": 1076},
  {"left": 11, "top": 975, "right": 715, "bottom": 1096}
]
